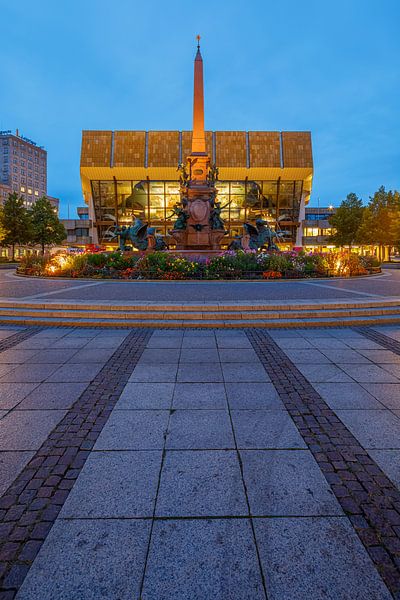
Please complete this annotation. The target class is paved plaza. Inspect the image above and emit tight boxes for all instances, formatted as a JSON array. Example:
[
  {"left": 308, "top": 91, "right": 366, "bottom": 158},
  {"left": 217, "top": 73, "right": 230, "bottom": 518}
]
[
  {"left": 0, "top": 322, "right": 399, "bottom": 598},
  {"left": 1, "top": 267, "right": 400, "bottom": 303}
]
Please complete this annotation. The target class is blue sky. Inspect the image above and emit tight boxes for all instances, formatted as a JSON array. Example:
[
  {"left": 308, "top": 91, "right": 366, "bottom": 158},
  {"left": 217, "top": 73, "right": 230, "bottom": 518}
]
[{"left": 1, "top": 0, "right": 399, "bottom": 218}]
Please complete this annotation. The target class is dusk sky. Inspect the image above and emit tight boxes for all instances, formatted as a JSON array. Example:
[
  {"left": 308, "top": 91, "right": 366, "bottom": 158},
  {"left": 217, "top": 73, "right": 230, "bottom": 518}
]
[{"left": 1, "top": 0, "right": 399, "bottom": 218}]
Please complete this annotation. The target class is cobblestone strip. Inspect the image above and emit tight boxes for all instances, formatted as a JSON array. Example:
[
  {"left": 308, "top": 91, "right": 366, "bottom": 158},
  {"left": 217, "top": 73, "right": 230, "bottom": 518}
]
[
  {"left": 247, "top": 329, "right": 400, "bottom": 599},
  {"left": 355, "top": 327, "right": 400, "bottom": 355},
  {"left": 0, "top": 327, "right": 44, "bottom": 353},
  {"left": 0, "top": 328, "right": 152, "bottom": 598}
]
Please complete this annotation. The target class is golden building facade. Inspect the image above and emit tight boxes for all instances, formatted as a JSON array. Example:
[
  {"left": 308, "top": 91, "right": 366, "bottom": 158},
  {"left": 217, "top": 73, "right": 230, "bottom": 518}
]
[{"left": 80, "top": 129, "right": 313, "bottom": 246}]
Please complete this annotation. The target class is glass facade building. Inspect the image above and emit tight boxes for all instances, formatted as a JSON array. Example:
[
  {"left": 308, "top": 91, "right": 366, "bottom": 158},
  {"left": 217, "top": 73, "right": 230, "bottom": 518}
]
[
  {"left": 91, "top": 178, "right": 305, "bottom": 244},
  {"left": 80, "top": 130, "right": 313, "bottom": 247}
]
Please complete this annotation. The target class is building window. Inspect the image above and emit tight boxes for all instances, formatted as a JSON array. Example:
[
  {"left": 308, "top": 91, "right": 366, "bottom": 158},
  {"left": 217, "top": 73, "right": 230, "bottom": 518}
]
[
  {"left": 20, "top": 186, "right": 25, "bottom": 192},
  {"left": 304, "top": 227, "right": 319, "bottom": 237}
]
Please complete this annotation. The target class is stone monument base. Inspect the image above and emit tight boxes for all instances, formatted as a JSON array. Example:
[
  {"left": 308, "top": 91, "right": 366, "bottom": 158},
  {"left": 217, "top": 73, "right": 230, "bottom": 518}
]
[{"left": 169, "top": 228, "right": 226, "bottom": 251}]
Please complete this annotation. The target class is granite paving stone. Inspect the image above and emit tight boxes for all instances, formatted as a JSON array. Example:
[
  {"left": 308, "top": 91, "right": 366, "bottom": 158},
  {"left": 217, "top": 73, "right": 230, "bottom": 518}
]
[
  {"left": 254, "top": 517, "right": 392, "bottom": 600},
  {"left": 12, "top": 337, "right": 54, "bottom": 350},
  {"left": 295, "top": 363, "right": 353, "bottom": 383},
  {"left": 94, "top": 410, "right": 169, "bottom": 450},
  {"left": 50, "top": 337, "right": 93, "bottom": 349},
  {"left": 137, "top": 348, "right": 181, "bottom": 363},
  {"left": 0, "top": 363, "right": 60, "bottom": 383},
  {"left": 218, "top": 348, "right": 259, "bottom": 362},
  {"left": 216, "top": 336, "right": 253, "bottom": 349},
  {"left": 46, "top": 363, "right": 104, "bottom": 383},
  {"left": 342, "top": 337, "right": 383, "bottom": 349},
  {"left": 222, "top": 362, "right": 270, "bottom": 382},
  {"left": 0, "top": 349, "right": 39, "bottom": 364},
  {"left": 360, "top": 383, "right": 400, "bottom": 409},
  {"left": 0, "top": 451, "right": 35, "bottom": 496},
  {"left": 280, "top": 348, "right": 332, "bottom": 364},
  {"left": 147, "top": 336, "right": 182, "bottom": 348},
  {"left": 129, "top": 363, "right": 178, "bottom": 382},
  {"left": 155, "top": 450, "right": 248, "bottom": 517},
  {"left": 83, "top": 335, "right": 128, "bottom": 349},
  {"left": 357, "top": 349, "right": 400, "bottom": 363},
  {"left": 312, "top": 382, "right": 385, "bottom": 410},
  {"left": 240, "top": 450, "right": 343, "bottom": 516},
  {"left": 307, "top": 337, "right": 349, "bottom": 349},
  {"left": 16, "top": 519, "right": 151, "bottom": 600},
  {"left": 61, "top": 451, "right": 162, "bottom": 518},
  {"left": 184, "top": 330, "right": 217, "bottom": 337},
  {"left": 380, "top": 363, "right": 400, "bottom": 378},
  {"left": 0, "top": 363, "right": 18, "bottom": 378},
  {"left": 181, "top": 336, "right": 217, "bottom": 348},
  {"left": 179, "top": 348, "right": 219, "bottom": 362},
  {"left": 141, "top": 519, "right": 265, "bottom": 600},
  {"left": 368, "top": 449, "right": 400, "bottom": 488},
  {"left": 318, "top": 348, "right": 372, "bottom": 363},
  {"left": 172, "top": 383, "right": 227, "bottom": 409},
  {"left": 337, "top": 363, "right": 399, "bottom": 383},
  {"left": 115, "top": 382, "right": 175, "bottom": 409},
  {"left": 231, "top": 410, "right": 307, "bottom": 449},
  {"left": 177, "top": 363, "right": 223, "bottom": 382},
  {"left": 66, "top": 348, "right": 116, "bottom": 363},
  {"left": 335, "top": 409, "right": 400, "bottom": 448},
  {"left": 16, "top": 382, "right": 88, "bottom": 410},
  {"left": 225, "top": 382, "right": 283, "bottom": 410},
  {"left": 27, "top": 349, "right": 79, "bottom": 364},
  {"left": 0, "top": 383, "right": 39, "bottom": 410},
  {"left": 32, "top": 328, "right": 75, "bottom": 338},
  {"left": 0, "top": 409, "right": 66, "bottom": 450},
  {"left": 274, "top": 337, "right": 315, "bottom": 349},
  {"left": 166, "top": 409, "right": 234, "bottom": 449}
]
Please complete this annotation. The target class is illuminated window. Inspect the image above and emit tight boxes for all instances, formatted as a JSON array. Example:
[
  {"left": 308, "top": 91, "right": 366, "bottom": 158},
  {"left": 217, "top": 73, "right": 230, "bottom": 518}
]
[
  {"left": 20, "top": 186, "right": 25, "bottom": 192},
  {"left": 304, "top": 227, "right": 319, "bottom": 237},
  {"left": 34, "top": 190, "right": 39, "bottom": 196},
  {"left": 28, "top": 188, "right": 32, "bottom": 194}
]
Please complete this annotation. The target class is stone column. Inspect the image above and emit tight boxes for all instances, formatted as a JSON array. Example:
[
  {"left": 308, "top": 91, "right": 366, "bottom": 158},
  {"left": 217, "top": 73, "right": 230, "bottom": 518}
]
[{"left": 295, "top": 191, "right": 307, "bottom": 248}]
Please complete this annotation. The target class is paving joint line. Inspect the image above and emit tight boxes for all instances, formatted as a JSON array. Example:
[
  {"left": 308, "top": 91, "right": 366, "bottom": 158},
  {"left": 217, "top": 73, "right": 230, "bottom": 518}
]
[
  {"left": 137, "top": 332, "right": 181, "bottom": 598},
  {"left": 0, "top": 327, "right": 44, "bottom": 353},
  {"left": 220, "top": 355, "right": 269, "bottom": 599},
  {"left": 354, "top": 327, "right": 400, "bottom": 355},
  {"left": 246, "top": 328, "right": 400, "bottom": 598},
  {"left": 0, "top": 328, "right": 153, "bottom": 597}
]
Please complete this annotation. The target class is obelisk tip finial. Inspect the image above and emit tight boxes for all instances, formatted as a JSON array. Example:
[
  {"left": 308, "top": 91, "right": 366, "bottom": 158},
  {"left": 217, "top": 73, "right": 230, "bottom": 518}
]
[{"left": 196, "top": 34, "right": 200, "bottom": 49}]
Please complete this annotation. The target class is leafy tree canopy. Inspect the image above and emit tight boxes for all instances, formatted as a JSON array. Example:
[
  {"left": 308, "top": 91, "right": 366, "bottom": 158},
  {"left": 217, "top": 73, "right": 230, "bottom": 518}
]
[
  {"left": 329, "top": 192, "right": 364, "bottom": 247},
  {"left": 0, "top": 193, "right": 32, "bottom": 259},
  {"left": 30, "top": 196, "right": 66, "bottom": 254}
]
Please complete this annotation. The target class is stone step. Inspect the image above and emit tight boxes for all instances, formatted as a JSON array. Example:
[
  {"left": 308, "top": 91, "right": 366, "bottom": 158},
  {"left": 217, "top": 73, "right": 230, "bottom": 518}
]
[
  {"left": 1, "top": 298, "right": 400, "bottom": 312},
  {"left": 1, "top": 305, "right": 400, "bottom": 321},
  {"left": 0, "top": 313, "right": 400, "bottom": 328}
]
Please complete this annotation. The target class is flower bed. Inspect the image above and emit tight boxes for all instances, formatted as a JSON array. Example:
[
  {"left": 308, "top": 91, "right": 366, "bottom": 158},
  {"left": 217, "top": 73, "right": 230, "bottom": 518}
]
[{"left": 17, "top": 249, "right": 378, "bottom": 280}]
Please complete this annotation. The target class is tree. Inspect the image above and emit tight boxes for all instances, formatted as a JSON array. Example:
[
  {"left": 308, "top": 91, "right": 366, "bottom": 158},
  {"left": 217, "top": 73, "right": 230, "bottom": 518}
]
[
  {"left": 329, "top": 193, "right": 364, "bottom": 248},
  {"left": 0, "top": 208, "right": 6, "bottom": 245},
  {"left": 30, "top": 196, "right": 66, "bottom": 254},
  {"left": 357, "top": 186, "right": 400, "bottom": 260},
  {"left": 0, "top": 193, "right": 32, "bottom": 261}
]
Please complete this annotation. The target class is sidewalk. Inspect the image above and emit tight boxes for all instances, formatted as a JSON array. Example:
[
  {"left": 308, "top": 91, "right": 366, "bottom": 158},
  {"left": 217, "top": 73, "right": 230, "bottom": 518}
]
[{"left": 0, "top": 327, "right": 396, "bottom": 599}]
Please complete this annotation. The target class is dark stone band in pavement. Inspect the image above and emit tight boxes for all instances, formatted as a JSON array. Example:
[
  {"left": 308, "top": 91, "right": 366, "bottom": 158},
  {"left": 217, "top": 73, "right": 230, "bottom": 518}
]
[
  {"left": 355, "top": 327, "right": 400, "bottom": 355},
  {"left": 0, "top": 328, "right": 152, "bottom": 598},
  {"left": 247, "top": 329, "right": 400, "bottom": 598},
  {"left": 0, "top": 328, "right": 44, "bottom": 353}
]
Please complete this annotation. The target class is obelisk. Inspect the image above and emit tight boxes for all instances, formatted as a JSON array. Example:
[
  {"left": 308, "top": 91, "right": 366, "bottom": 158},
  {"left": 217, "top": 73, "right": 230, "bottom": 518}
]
[
  {"left": 187, "top": 35, "right": 209, "bottom": 182},
  {"left": 171, "top": 37, "right": 226, "bottom": 251},
  {"left": 191, "top": 36, "right": 206, "bottom": 157}
]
